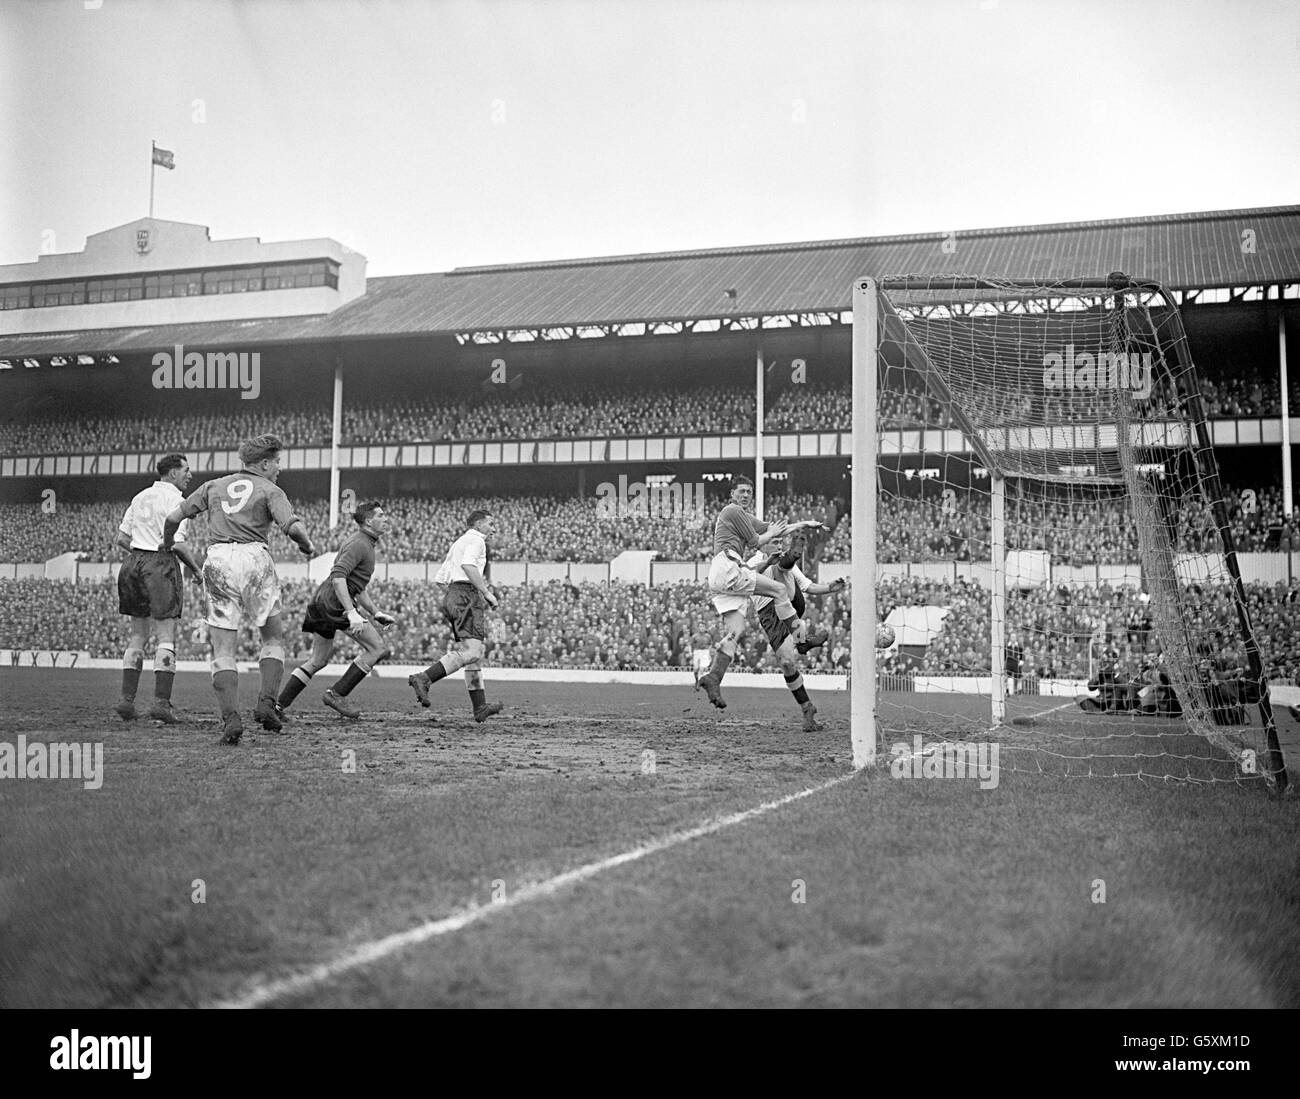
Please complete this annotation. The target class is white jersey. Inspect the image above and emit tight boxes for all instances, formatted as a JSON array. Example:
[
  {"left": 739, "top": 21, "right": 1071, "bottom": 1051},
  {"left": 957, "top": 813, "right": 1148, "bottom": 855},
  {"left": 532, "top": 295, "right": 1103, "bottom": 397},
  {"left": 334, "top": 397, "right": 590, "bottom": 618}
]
[
  {"left": 747, "top": 551, "right": 812, "bottom": 612},
  {"left": 434, "top": 528, "right": 487, "bottom": 585},
  {"left": 119, "top": 481, "right": 188, "bottom": 551}
]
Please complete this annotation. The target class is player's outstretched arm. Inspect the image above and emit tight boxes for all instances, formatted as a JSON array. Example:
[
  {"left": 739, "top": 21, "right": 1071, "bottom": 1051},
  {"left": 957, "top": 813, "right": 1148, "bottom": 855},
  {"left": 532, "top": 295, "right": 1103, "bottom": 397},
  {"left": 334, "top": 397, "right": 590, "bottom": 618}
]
[
  {"left": 286, "top": 520, "right": 315, "bottom": 557},
  {"left": 161, "top": 506, "right": 184, "bottom": 551},
  {"left": 356, "top": 590, "right": 394, "bottom": 626},
  {"left": 172, "top": 542, "right": 203, "bottom": 579},
  {"left": 806, "top": 577, "right": 847, "bottom": 596}
]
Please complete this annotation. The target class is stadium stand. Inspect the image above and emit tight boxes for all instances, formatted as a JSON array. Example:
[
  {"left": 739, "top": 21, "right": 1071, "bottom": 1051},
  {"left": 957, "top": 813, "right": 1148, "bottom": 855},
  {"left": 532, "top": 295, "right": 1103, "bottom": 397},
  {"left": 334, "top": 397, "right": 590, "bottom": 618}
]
[
  {"left": 2, "top": 483, "right": 1292, "bottom": 564},
  {"left": 3, "top": 370, "right": 1299, "bottom": 457},
  {"left": 3, "top": 575, "right": 1295, "bottom": 684}
]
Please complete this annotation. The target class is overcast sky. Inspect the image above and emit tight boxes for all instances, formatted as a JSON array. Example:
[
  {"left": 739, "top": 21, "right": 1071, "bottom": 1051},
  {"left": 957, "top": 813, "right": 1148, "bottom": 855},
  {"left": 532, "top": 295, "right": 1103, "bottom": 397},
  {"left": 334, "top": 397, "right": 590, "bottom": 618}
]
[{"left": 1, "top": 0, "right": 1297, "bottom": 276}]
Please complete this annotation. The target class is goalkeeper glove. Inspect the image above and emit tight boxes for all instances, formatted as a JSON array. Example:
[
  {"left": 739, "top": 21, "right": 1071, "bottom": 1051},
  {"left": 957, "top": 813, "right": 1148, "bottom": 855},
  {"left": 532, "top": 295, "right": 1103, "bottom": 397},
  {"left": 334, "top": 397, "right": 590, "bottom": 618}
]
[
  {"left": 373, "top": 611, "right": 396, "bottom": 627},
  {"left": 346, "top": 609, "right": 367, "bottom": 632}
]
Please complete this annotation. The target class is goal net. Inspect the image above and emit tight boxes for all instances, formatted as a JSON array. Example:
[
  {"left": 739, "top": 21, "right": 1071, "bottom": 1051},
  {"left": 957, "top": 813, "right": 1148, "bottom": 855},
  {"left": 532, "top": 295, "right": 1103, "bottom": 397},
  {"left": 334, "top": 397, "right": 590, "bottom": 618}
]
[{"left": 850, "top": 275, "right": 1288, "bottom": 789}]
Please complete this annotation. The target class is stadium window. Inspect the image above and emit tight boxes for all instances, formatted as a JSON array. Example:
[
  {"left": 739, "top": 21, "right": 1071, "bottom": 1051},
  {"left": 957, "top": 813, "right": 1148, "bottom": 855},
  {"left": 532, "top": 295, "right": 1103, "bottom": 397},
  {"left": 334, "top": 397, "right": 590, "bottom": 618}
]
[
  {"left": 293, "top": 272, "right": 312, "bottom": 287},
  {"left": 129, "top": 285, "right": 143, "bottom": 300},
  {"left": 310, "top": 272, "right": 325, "bottom": 286},
  {"left": 232, "top": 276, "right": 248, "bottom": 292}
]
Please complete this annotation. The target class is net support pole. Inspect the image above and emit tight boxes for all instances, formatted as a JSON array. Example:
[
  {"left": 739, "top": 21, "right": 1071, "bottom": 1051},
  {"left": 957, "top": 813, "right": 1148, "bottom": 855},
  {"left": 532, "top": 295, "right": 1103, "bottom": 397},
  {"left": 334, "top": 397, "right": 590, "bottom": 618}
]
[
  {"left": 990, "top": 475, "right": 1007, "bottom": 725},
  {"left": 1280, "top": 310, "right": 1293, "bottom": 519},
  {"left": 329, "top": 357, "right": 343, "bottom": 530},
  {"left": 755, "top": 344, "right": 765, "bottom": 520},
  {"left": 850, "top": 278, "right": 878, "bottom": 769}
]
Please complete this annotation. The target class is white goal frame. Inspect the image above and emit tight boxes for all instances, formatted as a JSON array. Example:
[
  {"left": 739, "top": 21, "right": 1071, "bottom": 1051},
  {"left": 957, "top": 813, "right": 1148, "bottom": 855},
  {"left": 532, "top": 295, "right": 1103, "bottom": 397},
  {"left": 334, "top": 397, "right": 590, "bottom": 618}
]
[{"left": 849, "top": 275, "right": 1287, "bottom": 787}]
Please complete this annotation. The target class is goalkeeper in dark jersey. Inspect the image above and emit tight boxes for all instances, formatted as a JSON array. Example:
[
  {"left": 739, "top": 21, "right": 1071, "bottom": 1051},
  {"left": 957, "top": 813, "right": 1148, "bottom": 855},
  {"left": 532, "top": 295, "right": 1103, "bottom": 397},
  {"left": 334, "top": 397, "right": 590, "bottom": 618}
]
[{"left": 277, "top": 501, "right": 396, "bottom": 720}]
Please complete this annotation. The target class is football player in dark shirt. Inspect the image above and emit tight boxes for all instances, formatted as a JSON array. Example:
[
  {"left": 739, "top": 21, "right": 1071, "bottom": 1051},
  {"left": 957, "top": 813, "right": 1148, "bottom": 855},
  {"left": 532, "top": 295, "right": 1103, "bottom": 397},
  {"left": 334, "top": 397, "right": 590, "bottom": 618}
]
[
  {"left": 277, "top": 501, "right": 396, "bottom": 720},
  {"left": 164, "top": 433, "right": 315, "bottom": 743}
]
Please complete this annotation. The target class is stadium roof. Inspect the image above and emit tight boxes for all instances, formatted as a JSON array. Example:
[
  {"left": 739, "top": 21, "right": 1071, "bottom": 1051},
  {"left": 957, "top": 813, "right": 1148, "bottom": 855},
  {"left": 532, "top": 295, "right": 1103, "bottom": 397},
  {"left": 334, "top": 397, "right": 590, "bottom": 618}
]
[{"left": 3, "top": 205, "right": 1299, "bottom": 358}]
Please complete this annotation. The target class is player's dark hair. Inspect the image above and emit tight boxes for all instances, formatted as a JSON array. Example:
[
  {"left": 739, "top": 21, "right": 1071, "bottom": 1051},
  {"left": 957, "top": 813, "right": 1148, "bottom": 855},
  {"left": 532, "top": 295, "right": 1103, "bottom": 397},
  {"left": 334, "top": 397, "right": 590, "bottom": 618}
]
[
  {"left": 467, "top": 509, "right": 492, "bottom": 529},
  {"left": 239, "top": 433, "right": 283, "bottom": 466},
  {"left": 354, "top": 500, "right": 382, "bottom": 526},
  {"left": 730, "top": 475, "right": 755, "bottom": 493},
  {"left": 156, "top": 453, "right": 188, "bottom": 479}
]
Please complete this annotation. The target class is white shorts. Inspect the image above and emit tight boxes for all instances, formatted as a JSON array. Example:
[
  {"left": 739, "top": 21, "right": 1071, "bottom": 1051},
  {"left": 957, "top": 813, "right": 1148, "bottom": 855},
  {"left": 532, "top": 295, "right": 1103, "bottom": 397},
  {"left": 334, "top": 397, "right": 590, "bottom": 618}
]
[
  {"left": 691, "top": 648, "right": 712, "bottom": 678},
  {"left": 708, "top": 552, "right": 756, "bottom": 615},
  {"left": 203, "top": 542, "right": 282, "bottom": 631}
]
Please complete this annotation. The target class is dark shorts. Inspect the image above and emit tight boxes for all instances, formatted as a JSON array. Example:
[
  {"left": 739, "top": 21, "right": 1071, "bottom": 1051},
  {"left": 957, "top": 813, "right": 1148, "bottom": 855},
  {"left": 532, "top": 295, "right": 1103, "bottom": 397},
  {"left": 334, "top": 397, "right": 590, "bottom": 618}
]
[
  {"left": 302, "top": 598, "right": 351, "bottom": 641},
  {"left": 758, "top": 603, "right": 794, "bottom": 650},
  {"left": 443, "top": 583, "right": 487, "bottom": 642},
  {"left": 118, "top": 549, "right": 183, "bottom": 620}
]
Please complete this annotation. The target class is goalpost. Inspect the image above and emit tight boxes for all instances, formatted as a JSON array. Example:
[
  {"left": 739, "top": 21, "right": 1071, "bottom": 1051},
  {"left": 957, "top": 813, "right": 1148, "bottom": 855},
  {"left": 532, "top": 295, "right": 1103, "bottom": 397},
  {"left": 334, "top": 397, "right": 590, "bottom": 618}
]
[{"left": 851, "top": 275, "right": 1289, "bottom": 789}]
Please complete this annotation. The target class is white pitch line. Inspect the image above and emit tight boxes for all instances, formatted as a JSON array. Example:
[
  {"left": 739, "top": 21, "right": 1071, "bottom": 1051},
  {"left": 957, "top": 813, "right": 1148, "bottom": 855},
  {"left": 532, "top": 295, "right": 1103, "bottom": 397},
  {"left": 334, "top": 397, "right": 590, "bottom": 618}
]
[{"left": 210, "top": 770, "right": 860, "bottom": 1009}]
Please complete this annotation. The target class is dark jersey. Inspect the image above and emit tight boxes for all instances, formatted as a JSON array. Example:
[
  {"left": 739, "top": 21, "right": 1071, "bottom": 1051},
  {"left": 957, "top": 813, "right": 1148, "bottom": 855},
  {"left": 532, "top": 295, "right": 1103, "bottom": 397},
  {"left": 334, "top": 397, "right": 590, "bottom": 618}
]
[
  {"left": 312, "top": 529, "right": 379, "bottom": 613},
  {"left": 713, "top": 503, "right": 768, "bottom": 558},
  {"left": 180, "top": 471, "right": 297, "bottom": 545}
]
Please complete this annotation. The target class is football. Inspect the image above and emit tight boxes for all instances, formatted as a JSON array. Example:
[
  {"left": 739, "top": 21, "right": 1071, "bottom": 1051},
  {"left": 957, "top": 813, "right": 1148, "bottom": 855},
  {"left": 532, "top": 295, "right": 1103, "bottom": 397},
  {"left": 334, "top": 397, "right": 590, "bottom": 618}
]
[{"left": 875, "top": 624, "right": 896, "bottom": 649}]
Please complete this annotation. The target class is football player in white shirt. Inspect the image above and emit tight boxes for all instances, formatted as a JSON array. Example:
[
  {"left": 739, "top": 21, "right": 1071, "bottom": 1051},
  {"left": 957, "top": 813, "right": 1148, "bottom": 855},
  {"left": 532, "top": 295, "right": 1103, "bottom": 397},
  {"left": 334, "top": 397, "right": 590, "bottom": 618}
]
[
  {"left": 748, "top": 532, "right": 846, "bottom": 731},
  {"left": 407, "top": 509, "right": 504, "bottom": 722},
  {"left": 113, "top": 454, "right": 203, "bottom": 723}
]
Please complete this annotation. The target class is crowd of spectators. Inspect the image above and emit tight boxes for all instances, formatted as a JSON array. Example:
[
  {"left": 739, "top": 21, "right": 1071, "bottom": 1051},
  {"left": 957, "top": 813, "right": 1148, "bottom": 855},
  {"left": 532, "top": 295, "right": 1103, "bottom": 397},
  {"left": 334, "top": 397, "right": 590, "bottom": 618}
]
[
  {"left": 921, "top": 578, "right": 1300, "bottom": 686},
  {"left": 4, "top": 574, "right": 1295, "bottom": 686},
  {"left": 4, "top": 370, "right": 1299, "bottom": 457},
  {"left": 0, "top": 491, "right": 824, "bottom": 564},
  {"left": 3, "top": 482, "right": 1293, "bottom": 565}
]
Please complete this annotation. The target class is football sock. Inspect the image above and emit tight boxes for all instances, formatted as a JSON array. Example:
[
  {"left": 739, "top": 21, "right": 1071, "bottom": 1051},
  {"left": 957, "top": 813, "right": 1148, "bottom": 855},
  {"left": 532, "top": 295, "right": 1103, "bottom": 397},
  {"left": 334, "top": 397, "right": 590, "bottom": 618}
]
[
  {"left": 424, "top": 651, "right": 467, "bottom": 683},
  {"left": 154, "top": 645, "right": 176, "bottom": 701},
  {"left": 333, "top": 662, "right": 367, "bottom": 697},
  {"left": 707, "top": 649, "right": 732, "bottom": 683},
  {"left": 258, "top": 657, "right": 284, "bottom": 704},
  {"left": 469, "top": 688, "right": 487, "bottom": 710},
  {"left": 212, "top": 669, "right": 239, "bottom": 718},
  {"left": 278, "top": 666, "right": 314, "bottom": 708},
  {"left": 785, "top": 672, "right": 809, "bottom": 704},
  {"left": 122, "top": 648, "right": 145, "bottom": 700}
]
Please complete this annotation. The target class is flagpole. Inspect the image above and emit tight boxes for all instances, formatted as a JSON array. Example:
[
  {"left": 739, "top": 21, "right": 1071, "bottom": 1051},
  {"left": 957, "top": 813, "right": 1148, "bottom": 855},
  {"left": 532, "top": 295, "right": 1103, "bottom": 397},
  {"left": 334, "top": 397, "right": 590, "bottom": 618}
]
[{"left": 149, "top": 140, "right": 156, "bottom": 218}]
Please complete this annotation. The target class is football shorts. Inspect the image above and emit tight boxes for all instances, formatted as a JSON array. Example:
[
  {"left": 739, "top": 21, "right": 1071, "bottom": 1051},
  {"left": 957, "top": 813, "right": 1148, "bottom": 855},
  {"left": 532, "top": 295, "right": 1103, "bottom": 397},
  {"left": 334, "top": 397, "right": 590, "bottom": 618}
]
[
  {"left": 442, "top": 581, "right": 488, "bottom": 641},
  {"left": 117, "top": 549, "right": 183, "bottom": 620},
  {"left": 301, "top": 578, "right": 367, "bottom": 640},
  {"left": 203, "top": 542, "right": 282, "bottom": 630},
  {"left": 757, "top": 603, "right": 796, "bottom": 651},
  {"left": 708, "top": 551, "right": 756, "bottom": 614},
  {"left": 301, "top": 599, "right": 357, "bottom": 641}
]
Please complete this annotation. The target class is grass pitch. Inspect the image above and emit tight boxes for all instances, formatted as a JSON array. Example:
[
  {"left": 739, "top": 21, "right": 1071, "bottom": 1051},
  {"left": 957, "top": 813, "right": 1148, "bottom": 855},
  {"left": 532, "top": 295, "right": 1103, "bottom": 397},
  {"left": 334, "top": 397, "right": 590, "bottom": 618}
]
[{"left": 2, "top": 668, "right": 1298, "bottom": 1008}]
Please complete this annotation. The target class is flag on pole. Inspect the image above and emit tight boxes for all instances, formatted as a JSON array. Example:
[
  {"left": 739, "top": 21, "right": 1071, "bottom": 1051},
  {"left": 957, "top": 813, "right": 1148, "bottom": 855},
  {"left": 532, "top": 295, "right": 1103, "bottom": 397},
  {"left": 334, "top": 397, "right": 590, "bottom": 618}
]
[{"left": 152, "top": 146, "right": 175, "bottom": 170}]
